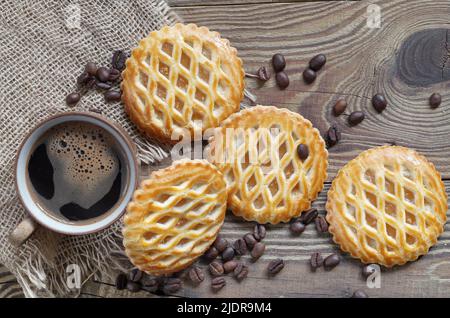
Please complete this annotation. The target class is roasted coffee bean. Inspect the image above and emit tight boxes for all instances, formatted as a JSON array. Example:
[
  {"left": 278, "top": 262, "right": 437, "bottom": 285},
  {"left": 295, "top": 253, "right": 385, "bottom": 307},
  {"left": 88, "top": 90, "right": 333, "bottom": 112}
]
[
  {"left": 126, "top": 281, "right": 141, "bottom": 292},
  {"left": 251, "top": 242, "right": 266, "bottom": 261},
  {"left": 214, "top": 236, "right": 229, "bottom": 253},
  {"left": 66, "top": 92, "right": 81, "bottom": 106},
  {"left": 204, "top": 246, "right": 219, "bottom": 260},
  {"left": 88, "top": 107, "right": 102, "bottom": 114},
  {"left": 372, "top": 93, "right": 387, "bottom": 113},
  {"left": 233, "top": 238, "right": 248, "bottom": 255},
  {"left": 362, "top": 264, "right": 376, "bottom": 278},
  {"left": 297, "top": 144, "right": 309, "bottom": 161},
  {"left": 352, "top": 290, "right": 369, "bottom": 298},
  {"left": 348, "top": 111, "right": 365, "bottom": 126},
  {"left": 112, "top": 50, "right": 127, "bottom": 71},
  {"left": 142, "top": 277, "right": 159, "bottom": 292},
  {"left": 77, "top": 72, "right": 91, "bottom": 86},
  {"left": 188, "top": 266, "right": 204, "bottom": 284},
  {"left": 315, "top": 216, "right": 329, "bottom": 233},
  {"left": 299, "top": 208, "right": 318, "bottom": 225},
  {"left": 211, "top": 277, "right": 226, "bottom": 292},
  {"left": 333, "top": 99, "right": 347, "bottom": 116},
  {"left": 95, "top": 80, "right": 112, "bottom": 90},
  {"left": 234, "top": 263, "right": 249, "bottom": 281},
  {"left": 128, "top": 268, "right": 143, "bottom": 282},
  {"left": 267, "top": 258, "right": 285, "bottom": 276},
  {"left": 96, "top": 67, "right": 110, "bottom": 82},
  {"left": 257, "top": 66, "right": 271, "bottom": 81},
  {"left": 325, "top": 124, "right": 341, "bottom": 148},
  {"left": 244, "top": 233, "right": 257, "bottom": 249},
  {"left": 309, "top": 54, "right": 327, "bottom": 72},
  {"left": 108, "top": 68, "right": 121, "bottom": 81},
  {"left": 222, "top": 247, "right": 235, "bottom": 262},
  {"left": 223, "top": 260, "right": 238, "bottom": 274},
  {"left": 310, "top": 252, "right": 323, "bottom": 270},
  {"left": 272, "top": 53, "right": 286, "bottom": 72},
  {"left": 289, "top": 221, "right": 306, "bottom": 235},
  {"left": 429, "top": 93, "right": 441, "bottom": 109},
  {"left": 323, "top": 253, "right": 340, "bottom": 270},
  {"left": 115, "top": 273, "right": 128, "bottom": 290},
  {"left": 85, "top": 62, "right": 98, "bottom": 76},
  {"left": 253, "top": 224, "right": 266, "bottom": 241},
  {"left": 303, "top": 68, "right": 317, "bottom": 84},
  {"left": 162, "top": 278, "right": 182, "bottom": 294},
  {"left": 104, "top": 90, "right": 122, "bottom": 102},
  {"left": 209, "top": 260, "right": 224, "bottom": 276},
  {"left": 275, "top": 71, "right": 289, "bottom": 89}
]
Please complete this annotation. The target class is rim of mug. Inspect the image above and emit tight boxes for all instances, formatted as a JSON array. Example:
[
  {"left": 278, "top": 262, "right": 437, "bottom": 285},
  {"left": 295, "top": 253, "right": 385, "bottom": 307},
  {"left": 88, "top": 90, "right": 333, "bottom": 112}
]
[{"left": 14, "top": 111, "right": 139, "bottom": 235}]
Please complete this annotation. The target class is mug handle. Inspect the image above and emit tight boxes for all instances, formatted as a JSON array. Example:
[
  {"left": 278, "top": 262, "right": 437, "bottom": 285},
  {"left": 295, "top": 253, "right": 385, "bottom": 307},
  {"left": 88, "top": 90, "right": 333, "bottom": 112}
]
[{"left": 9, "top": 215, "right": 38, "bottom": 247}]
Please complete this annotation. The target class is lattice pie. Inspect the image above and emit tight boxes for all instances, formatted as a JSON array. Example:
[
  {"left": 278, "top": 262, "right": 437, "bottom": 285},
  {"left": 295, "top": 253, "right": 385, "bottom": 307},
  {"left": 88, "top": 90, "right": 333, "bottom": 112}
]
[
  {"left": 122, "top": 23, "right": 245, "bottom": 143},
  {"left": 326, "top": 146, "right": 447, "bottom": 267},
  {"left": 208, "top": 105, "right": 328, "bottom": 224},
  {"left": 123, "top": 159, "right": 227, "bottom": 275}
]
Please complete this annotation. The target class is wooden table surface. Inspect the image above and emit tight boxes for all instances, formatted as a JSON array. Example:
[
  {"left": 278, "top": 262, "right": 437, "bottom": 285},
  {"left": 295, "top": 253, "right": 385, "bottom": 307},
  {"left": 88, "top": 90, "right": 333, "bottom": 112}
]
[{"left": 80, "top": 0, "right": 450, "bottom": 298}]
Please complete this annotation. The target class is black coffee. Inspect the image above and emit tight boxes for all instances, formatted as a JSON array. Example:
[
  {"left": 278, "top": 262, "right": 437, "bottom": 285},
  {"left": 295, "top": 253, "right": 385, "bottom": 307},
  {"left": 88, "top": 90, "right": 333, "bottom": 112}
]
[{"left": 27, "top": 121, "right": 126, "bottom": 223}]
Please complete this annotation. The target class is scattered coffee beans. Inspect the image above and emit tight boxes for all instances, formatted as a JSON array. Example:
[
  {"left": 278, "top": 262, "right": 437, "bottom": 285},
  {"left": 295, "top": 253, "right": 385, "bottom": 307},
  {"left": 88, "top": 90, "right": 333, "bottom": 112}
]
[
  {"left": 275, "top": 71, "right": 289, "bottom": 89},
  {"left": 310, "top": 252, "right": 323, "bottom": 270},
  {"left": 268, "top": 259, "right": 285, "bottom": 276},
  {"left": 209, "top": 260, "right": 224, "bottom": 276},
  {"left": 104, "top": 90, "right": 122, "bottom": 102},
  {"left": 115, "top": 273, "right": 128, "bottom": 290},
  {"left": 126, "top": 281, "right": 141, "bottom": 293},
  {"left": 223, "top": 260, "right": 238, "bottom": 274},
  {"left": 251, "top": 242, "right": 266, "bottom": 261},
  {"left": 253, "top": 224, "right": 266, "bottom": 241},
  {"left": 244, "top": 233, "right": 257, "bottom": 249},
  {"left": 300, "top": 208, "right": 318, "bottom": 225},
  {"left": 309, "top": 54, "right": 327, "bottom": 72},
  {"left": 352, "top": 290, "right": 369, "bottom": 298},
  {"left": 66, "top": 92, "right": 81, "bottom": 106},
  {"left": 333, "top": 99, "right": 347, "bottom": 116},
  {"left": 315, "top": 216, "right": 329, "bottom": 233},
  {"left": 188, "top": 266, "right": 204, "bottom": 285},
  {"left": 272, "top": 53, "right": 286, "bottom": 72},
  {"left": 162, "top": 278, "right": 182, "bottom": 294},
  {"left": 234, "top": 263, "right": 249, "bottom": 281},
  {"left": 211, "top": 277, "right": 226, "bottom": 292},
  {"left": 289, "top": 221, "right": 306, "bottom": 235},
  {"left": 222, "top": 247, "right": 235, "bottom": 262},
  {"left": 323, "top": 253, "right": 340, "bottom": 270},
  {"left": 128, "top": 269, "right": 143, "bottom": 282},
  {"left": 297, "top": 144, "right": 309, "bottom": 161},
  {"left": 233, "top": 238, "right": 248, "bottom": 255},
  {"left": 96, "top": 67, "right": 110, "bottom": 82},
  {"left": 111, "top": 50, "right": 127, "bottom": 71},
  {"left": 325, "top": 124, "right": 341, "bottom": 148},
  {"left": 143, "top": 277, "right": 159, "bottom": 292},
  {"left": 429, "top": 93, "right": 441, "bottom": 109},
  {"left": 303, "top": 68, "right": 317, "bottom": 84},
  {"left": 214, "top": 236, "right": 229, "bottom": 253},
  {"left": 372, "top": 93, "right": 387, "bottom": 113},
  {"left": 204, "top": 246, "right": 219, "bottom": 260},
  {"left": 85, "top": 62, "right": 98, "bottom": 76},
  {"left": 348, "top": 111, "right": 365, "bottom": 126}
]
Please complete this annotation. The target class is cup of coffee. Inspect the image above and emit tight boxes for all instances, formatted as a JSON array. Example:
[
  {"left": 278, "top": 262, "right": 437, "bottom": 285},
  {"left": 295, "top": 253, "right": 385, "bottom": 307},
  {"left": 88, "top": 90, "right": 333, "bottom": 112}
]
[{"left": 10, "top": 112, "right": 138, "bottom": 246}]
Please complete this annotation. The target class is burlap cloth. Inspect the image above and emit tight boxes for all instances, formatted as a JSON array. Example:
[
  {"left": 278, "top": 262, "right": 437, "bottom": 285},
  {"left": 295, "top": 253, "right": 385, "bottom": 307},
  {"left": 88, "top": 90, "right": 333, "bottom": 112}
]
[{"left": 0, "top": 0, "right": 180, "bottom": 297}]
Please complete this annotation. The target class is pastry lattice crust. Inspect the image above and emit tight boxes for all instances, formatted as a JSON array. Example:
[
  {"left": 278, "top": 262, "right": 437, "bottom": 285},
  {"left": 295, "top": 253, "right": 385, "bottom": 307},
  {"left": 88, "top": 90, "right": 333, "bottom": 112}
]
[
  {"left": 123, "top": 159, "right": 227, "bottom": 275},
  {"left": 122, "top": 23, "right": 245, "bottom": 143},
  {"left": 326, "top": 146, "right": 447, "bottom": 267},
  {"left": 208, "top": 105, "right": 328, "bottom": 224}
]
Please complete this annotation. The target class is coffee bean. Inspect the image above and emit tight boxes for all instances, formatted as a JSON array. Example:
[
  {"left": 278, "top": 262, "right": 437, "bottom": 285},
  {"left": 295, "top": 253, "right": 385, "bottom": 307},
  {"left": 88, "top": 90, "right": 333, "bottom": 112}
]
[
  {"left": 162, "top": 278, "right": 182, "bottom": 294},
  {"left": 66, "top": 92, "right": 81, "bottom": 106},
  {"left": 297, "top": 144, "right": 309, "bottom": 161},
  {"left": 112, "top": 50, "right": 127, "bottom": 71},
  {"left": 233, "top": 238, "right": 248, "bottom": 255},
  {"left": 333, "top": 99, "right": 347, "bottom": 116},
  {"left": 88, "top": 108, "right": 102, "bottom": 114},
  {"left": 85, "top": 62, "right": 98, "bottom": 76},
  {"left": 275, "top": 71, "right": 289, "bottom": 89},
  {"left": 323, "top": 253, "right": 340, "bottom": 270},
  {"left": 309, "top": 54, "right": 327, "bottom": 71},
  {"left": 96, "top": 67, "right": 110, "bottom": 82},
  {"left": 362, "top": 264, "right": 376, "bottom": 278},
  {"left": 211, "top": 277, "right": 226, "bottom": 292},
  {"left": 244, "top": 233, "right": 257, "bottom": 249},
  {"left": 204, "top": 246, "right": 219, "bottom": 260},
  {"left": 142, "top": 277, "right": 159, "bottom": 292},
  {"left": 299, "top": 208, "right": 318, "bottom": 225},
  {"left": 257, "top": 66, "right": 271, "bottom": 81},
  {"left": 222, "top": 247, "right": 235, "bottom": 262},
  {"left": 272, "top": 53, "right": 286, "bottom": 72},
  {"left": 325, "top": 124, "right": 341, "bottom": 148},
  {"left": 234, "top": 263, "right": 249, "bottom": 281},
  {"left": 209, "top": 260, "right": 224, "bottom": 276},
  {"left": 310, "top": 252, "right": 323, "bottom": 270},
  {"left": 108, "top": 68, "right": 121, "bottom": 82},
  {"left": 115, "top": 273, "right": 128, "bottom": 290},
  {"left": 77, "top": 72, "right": 91, "bottom": 86},
  {"left": 104, "top": 90, "right": 122, "bottom": 102},
  {"left": 268, "top": 259, "right": 285, "bottom": 276},
  {"left": 303, "top": 68, "right": 317, "bottom": 84},
  {"left": 372, "top": 93, "right": 387, "bottom": 113},
  {"left": 223, "top": 260, "right": 238, "bottom": 274},
  {"left": 429, "top": 93, "right": 441, "bottom": 109},
  {"left": 95, "top": 80, "right": 112, "bottom": 90},
  {"left": 253, "top": 224, "right": 266, "bottom": 241},
  {"left": 188, "top": 266, "right": 204, "bottom": 285},
  {"left": 214, "top": 236, "right": 229, "bottom": 253},
  {"left": 352, "top": 290, "right": 369, "bottom": 298},
  {"left": 348, "top": 111, "right": 365, "bottom": 126},
  {"left": 251, "top": 242, "right": 266, "bottom": 261},
  {"left": 289, "top": 221, "right": 306, "bottom": 235},
  {"left": 315, "top": 216, "right": 329, "bottom": 233},
  {"left": 128, "top": 268, "right": 143, "bottom": 282},
  {"left": 126, "top": 281, "right": 141, "bottom": 293}
]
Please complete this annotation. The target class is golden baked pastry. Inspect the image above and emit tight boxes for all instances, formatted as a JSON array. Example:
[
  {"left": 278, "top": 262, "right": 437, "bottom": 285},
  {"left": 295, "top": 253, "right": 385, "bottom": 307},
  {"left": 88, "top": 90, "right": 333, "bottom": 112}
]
[
  {"left": 122, "top": 23, "right": 245, "bottom": 143},
  {"left": 123, "top": 159, "right": 227, "bottom": 275},
  {"left": 207, "top": 105, "right": 328, "bottom": 224},
  {"left": 326, "top": 146, "right": 447, "bottom": 267}
]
